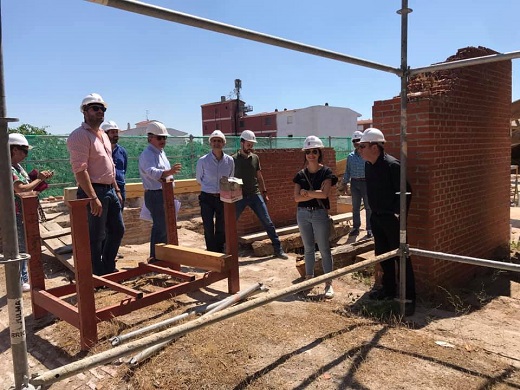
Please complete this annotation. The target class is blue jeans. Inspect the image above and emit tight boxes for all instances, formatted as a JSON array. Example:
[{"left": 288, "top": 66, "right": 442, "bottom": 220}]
[
  {"left": 199, "top": 192, "right": 226, "bottom": 253},
  {"left": 15, "top": 212, "right": 29, "bottom": 284},
  {"left": 78, "top": 185, "right": 125, "bottom": 276},
  {"left": 118, "top": 183, "right": 126, "bottom": 211},
  {"left": 144, "top": 190, "right": 167, "bottom": 259},
  {"left": 351, "top": 180, "right": 371, "bottom": 231},
  {"left": 297, "top": 208, "right": 333, "bottom": 277},
  {"left": 235, "top": 194, "right": 281, "bottom": 253}
]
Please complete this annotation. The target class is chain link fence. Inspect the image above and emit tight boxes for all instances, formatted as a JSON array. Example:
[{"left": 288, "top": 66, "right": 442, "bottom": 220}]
[{"left": 22, "top": 135, "right": 353, "bottom": 197}]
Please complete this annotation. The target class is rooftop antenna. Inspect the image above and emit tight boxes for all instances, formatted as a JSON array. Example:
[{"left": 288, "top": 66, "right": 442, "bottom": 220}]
[{"left": 146, "top": 110, "right": 149, "bottom": 121}]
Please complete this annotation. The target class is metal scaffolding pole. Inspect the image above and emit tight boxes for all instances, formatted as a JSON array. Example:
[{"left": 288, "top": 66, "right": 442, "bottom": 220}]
[
  {"left": 397, "top": 0, "right": 412, "bottom": 316},
  {"left": 86, "top": 0, "right": 401, "bottom": 76},
  {"left": 410, "top": 50, "right": 520, "bottom": 75},
  {"left": 30, "top": 250, "right": 398, "bottom": 387},
  {"left": 0, "top": 2, "right": 34, "bottom": 390},
  {"left": 409, "top": 248, "right": 520, "bottom": 273}
]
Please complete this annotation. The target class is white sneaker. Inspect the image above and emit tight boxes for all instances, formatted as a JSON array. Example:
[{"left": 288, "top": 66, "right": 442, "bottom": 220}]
[
  {"left": 22, "top": 283, "right": 31, "bottom": 292},
  {"left": 324, "top": 284, "right": 334, "bottom": 299}
]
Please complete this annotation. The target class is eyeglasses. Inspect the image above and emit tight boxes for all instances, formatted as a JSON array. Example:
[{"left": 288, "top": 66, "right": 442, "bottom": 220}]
[
  {"left": 211, "top": 138, "right": 224, "bottom": 143},
  {"left": 358, "top": 144, "right": 369, "bottom": 149},
  {"left": 154, "top": 135, "right": 167, "bottom": 141},
  {"left": 19, "top": 147, "right": 29, "bottom": 155},
  {"left": 89, "top": 105, "right": 106, "bottom": 113},
  {"left": 305, "top": 149, "right": 319, "bottom": 155}
]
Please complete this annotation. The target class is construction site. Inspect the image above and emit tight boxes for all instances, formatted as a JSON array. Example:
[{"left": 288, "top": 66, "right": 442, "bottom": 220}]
[{"left": 1, "top": 1, "right": 520, "bottom": 389}]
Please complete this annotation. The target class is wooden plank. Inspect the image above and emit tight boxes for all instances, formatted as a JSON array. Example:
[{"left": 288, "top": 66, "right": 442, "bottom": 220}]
[
  {"left": 40, "top": 227, "right": 71, "bottom": 240},
  {"left": 239, "top": 213, "right": 353, "bottom": 244},
  {"left": 64, "top": 179, "right": 201, "bottom": 200},
  {"left": 155, "top": 243, "right": 229, "bottom": 273}
]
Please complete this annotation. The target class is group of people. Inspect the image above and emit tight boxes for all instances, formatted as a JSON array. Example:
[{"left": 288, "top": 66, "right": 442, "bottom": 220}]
[
  {"left": 11, "top": 92, "right": 415, "bottom": 314},
  {"left": 66, "top": 93, "right": 185, "bottom": 273},
  {"left": 196, "top": 127, "right": 415, "bottom": 312},
  {"left": 196, "top": 129, "right": 288, "bottom": 259}
]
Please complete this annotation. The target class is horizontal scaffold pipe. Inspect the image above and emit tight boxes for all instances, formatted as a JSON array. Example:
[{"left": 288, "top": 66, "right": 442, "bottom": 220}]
[
  {"left": 31, "top": 249, "right": 398, "bottom": 387},
  {"left": 410, "top": 50, "right": 520, "bottom": 75},
  {"left": 409, "top": 248, "right": 520, "bottom": 273},
  {"left": 86, "top": 0, "right": 400, "bottom": 76}
]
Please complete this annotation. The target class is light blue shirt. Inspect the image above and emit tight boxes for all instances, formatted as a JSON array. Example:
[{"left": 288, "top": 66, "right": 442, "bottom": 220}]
[
  {"left": 343, "top": 149, "right": 366, "bottom": 183},
  {"left": 139, "top": 143, "right": 172, "bottom": 190},
  {"left": 196, "top": 151, "right": 235, "bottom": 193}
]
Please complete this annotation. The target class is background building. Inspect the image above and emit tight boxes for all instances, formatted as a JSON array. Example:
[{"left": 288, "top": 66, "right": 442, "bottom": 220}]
[{"left": 201, "top": 98, "right": 360, "bottom": 139}]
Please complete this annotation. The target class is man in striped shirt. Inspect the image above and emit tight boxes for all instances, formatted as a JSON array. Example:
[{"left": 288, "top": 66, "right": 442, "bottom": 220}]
[
  {"left": 67, "top": 93, "right": 125, "bottom": 276},
  {"left": 342, "top": 131, "right": 372, "bottom": 238}
]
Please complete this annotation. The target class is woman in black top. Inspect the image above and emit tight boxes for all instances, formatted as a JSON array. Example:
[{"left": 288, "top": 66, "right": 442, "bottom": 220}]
[{"left": 293, "top": 136, "right": 337, "bottom": 299}]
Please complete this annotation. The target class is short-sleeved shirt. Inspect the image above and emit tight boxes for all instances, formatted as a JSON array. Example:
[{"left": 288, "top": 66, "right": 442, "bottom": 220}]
[
  {"left": 293, "top": 166, "right": 336, "bottom": 209},
  {"left": 232, "top": 151, "right": 261, "bottom": 196},
  {"left": 12, "top": 164, "right": 30, "bottom": 214},
  {"left": 67, "top": 122, "right": 115, "bottom": 184}
]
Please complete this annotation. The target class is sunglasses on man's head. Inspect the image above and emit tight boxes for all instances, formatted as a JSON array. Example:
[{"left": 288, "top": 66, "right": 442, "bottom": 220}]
[
  {"left": 88, "top": 104, "right": 106, "bottom": 113},
  {"left": 305, "top": 149, "right": 319, "bottom": 155}
]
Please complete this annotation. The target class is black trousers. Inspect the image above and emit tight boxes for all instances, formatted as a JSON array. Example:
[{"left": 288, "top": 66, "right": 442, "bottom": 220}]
[
  {"left": 199, "top": 192, "right": 226, "bottom": 253},
  {"left": 370, "top": 213, "right": 416, "bottom": 301}
]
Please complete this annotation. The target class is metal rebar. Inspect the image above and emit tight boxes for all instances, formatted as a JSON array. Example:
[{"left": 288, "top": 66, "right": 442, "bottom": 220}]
[
  {"left": 409, "top": 248, "right": 520, "bottom": 273},
  {"left": 128, "top": 283, "right": 267, "bottom": 365},
  {"left": 86, "top": 0, "right": 401, "bottom": 76},
  {"left": 30, "top": 251, "right": 397, "bottom": 387},
  {"left": 110, "top": 283, "right": 266, "bottom": 346}
]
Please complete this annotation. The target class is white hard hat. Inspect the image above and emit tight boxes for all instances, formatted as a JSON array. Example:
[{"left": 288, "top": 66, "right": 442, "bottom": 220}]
[
  {"left": 80, "top": 93, "right": 107, "bottom": 113},
  {"left": 209, "top": 130, "right": 226, "bottom": 142},
  {"left": 360, "top": 127, "right": 386, "bottom": 143},
  {"left": 302, "top": 135, "right": 324, "bottom": 150},
  {"left": 8, "top": 133, "right": 33, "bottom": 149},
  {"left": 352, "top": 131, "right": 363, "bottom": 141},
  {"left": 240, "top": 129, "right": 257, "bottom": 143},
  {"left": 146, "top": 121, "right": 169, "bottom": 136},
  {"left": 101, "top": 120, "right": 119, "bottom": 132}
]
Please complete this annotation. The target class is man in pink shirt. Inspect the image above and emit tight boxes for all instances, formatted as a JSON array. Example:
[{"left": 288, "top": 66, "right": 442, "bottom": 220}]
[{"left": 67, "top": 93, "right": 125, "bottom": 275}]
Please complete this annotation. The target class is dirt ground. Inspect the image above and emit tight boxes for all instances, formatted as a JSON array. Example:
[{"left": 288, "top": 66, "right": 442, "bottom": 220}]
[{"left": 1, "top": 215, "right": 520, "bottom": 389}]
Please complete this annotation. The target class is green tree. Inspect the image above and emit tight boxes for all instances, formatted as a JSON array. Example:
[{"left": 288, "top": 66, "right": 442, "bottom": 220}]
[{"left": 9, "top": 123, "right": 49, "bottom": 135}]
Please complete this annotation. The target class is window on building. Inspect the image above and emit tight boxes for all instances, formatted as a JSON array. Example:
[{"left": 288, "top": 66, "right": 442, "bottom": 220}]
[
  {"left": 264, "top": 117, "right": 272, "bottom": 126},
  {"left": 239, "top": 121, "right": 244, "bottom": 127},
  {"left": 287, "top": 116, "right": 293, "bottom": 124}
]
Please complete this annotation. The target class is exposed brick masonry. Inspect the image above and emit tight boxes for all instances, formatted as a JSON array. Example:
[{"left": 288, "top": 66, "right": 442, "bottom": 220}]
[{"left": 374, "top": 46, "right": 511, "bottom": 293}]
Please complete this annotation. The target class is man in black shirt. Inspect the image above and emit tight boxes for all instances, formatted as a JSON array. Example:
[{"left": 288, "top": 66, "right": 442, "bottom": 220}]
[{"left": 358, "top": 128, "right": 416, "bottom": 315}]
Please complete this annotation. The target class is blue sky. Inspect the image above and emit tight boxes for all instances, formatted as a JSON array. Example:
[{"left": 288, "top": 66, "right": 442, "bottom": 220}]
[{"left": 3, "top": 0, "right": 520, "bottom": 135}]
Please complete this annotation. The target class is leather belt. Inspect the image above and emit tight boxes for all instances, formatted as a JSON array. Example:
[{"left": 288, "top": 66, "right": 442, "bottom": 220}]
[
  {"left": 202, "top": 191, "right": 220, "bottom": 197},
  {"left": 91, "top": 183, "right": 113, "bottom": 189},
  {"left": 299, "top": 206, "right": 325, "bottom": 211}
]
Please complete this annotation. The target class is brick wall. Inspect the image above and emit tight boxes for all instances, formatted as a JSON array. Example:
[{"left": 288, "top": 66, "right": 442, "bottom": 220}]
[
  {"left": 237, "top": 148, "right": 338, "bottom": 235},
  {"left": 373, "top": 46, "right": 512, "bottom": 293}
]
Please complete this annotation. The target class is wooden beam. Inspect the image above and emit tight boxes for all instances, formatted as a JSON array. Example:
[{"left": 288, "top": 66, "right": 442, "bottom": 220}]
[
  {"left": 155, "top": 243, "right": 229, "bottom": 273},
  {"left": 64, "top": 179, "right": 201, "bottom": 201},
  {"left": 40, "top": 227, "right": 71, "bottom": 240},
  {"left": 239, "top": 213, "right": 353, "bottom": 244}
]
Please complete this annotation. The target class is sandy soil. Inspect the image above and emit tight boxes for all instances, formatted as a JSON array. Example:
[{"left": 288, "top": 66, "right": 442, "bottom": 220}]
[{"left": 0, "top": 218, "right": 519, "bottom": 389}]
